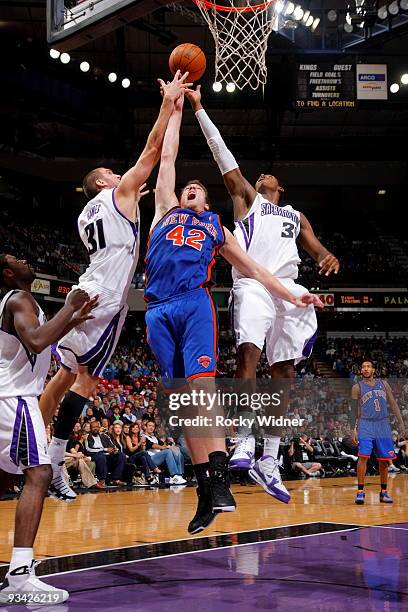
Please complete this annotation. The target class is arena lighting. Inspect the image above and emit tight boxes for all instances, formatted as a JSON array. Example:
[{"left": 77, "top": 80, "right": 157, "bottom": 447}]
[
  {"left": 378, "top": 189, "right": 386, "bottom": 195},
  {"left": 108, "top": 72, "right": 117, "bottom": 83},
  {"left": 293, "top": 5, "right": 304, "bottom": 20},
  {"left": 302, "top": 9, "right": 310, "bottom": 22},
  {"left": 344, "top": 22, "right": 354, "bottom": 31},
  {"left": 284, "top": 1, "right": 295, "bottom": 16},
  {"left": 49, "top": 48, "right": 60, "bottom": 59},
  {"left": 275, "top": 0, "right": 284, "bottom": 13},
  {"left": 377, "top": 4, "right": 388, "bottom": 18},
  {"left": 306, "top": 14, "right": 314, "bottom": 26},
  {"left": 226, "top": 82, "right": 236, "bottom": 92},
  {"left": 390, "top": 82, "right": 399, "bottom": 93},
  {"left": 60, "top": 52, "right": 70, "bottom": 64},
  {"left": 327, "top": 9, "right": 338, "bottom": 21},
  {"left": 310, "top": 17, "right": 320, "bottom": 31},
  {"left": 212, "top": 81, "right": 223, "bottom": 92},
  {"left": 75, "top": 187, "right": 83, "bottom": 193},
  {"left": 80, "top": 61, "right": 90, "bottom": 72},
  {"left": 401, "top": 0, "right": 408, "bottom": 10},
  {"left": 121, "top": 78, "right": 131, "bottom": 88},
  {"left": 401, "top": 73, "right": 408, "bottom": 84},
  {"left": 388, "top": 1, "right": 399, "bottom": 14}
]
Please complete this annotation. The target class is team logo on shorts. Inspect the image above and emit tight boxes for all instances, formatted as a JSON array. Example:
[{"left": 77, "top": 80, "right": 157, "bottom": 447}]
[{"left": 197, "top": 355, "right": 212, "bottom": 369}]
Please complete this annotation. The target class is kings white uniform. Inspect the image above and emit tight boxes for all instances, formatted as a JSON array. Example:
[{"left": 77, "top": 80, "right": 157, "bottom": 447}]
[
  {"left": 230, "top": 193, "right": 317, "bottom": 366},
  {"left": 0, "top": 291, "right": 51, "bottom": 474},
  {"left": 56, "top": 188, "right": 140, "bottom": 377}
]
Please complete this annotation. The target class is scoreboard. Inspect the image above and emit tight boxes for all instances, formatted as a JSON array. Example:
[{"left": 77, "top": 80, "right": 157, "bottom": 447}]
[{"left": 295, "top": 63, "right": 356, "bottom": 109}]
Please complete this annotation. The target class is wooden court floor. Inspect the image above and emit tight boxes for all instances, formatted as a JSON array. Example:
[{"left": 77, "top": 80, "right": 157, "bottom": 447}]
[{"left": 1, "top": 475, "right": 407, "bottom": 563}]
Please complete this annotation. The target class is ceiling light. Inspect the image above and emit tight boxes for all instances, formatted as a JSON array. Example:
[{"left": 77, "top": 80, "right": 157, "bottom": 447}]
[
  {"left": 49, "top": 48, "right": 60, "bottom": 59},
  {"left": 80, "top": 61, "right": 90, "bottom": 72},
  {"left": 390, "top": 82, "right": 399, "bottom": 93},
  {"left": 121, "top": 78, "right": 131, "bottom": 88},
  {"left": 108, "top": 72, "right": 117, "bottom": 83},
  {"left": 60, "top": 52, "right": 70, "bottom": 64},
  {"left": 212, "top": 81, "right": 222, "bottom": 92}
]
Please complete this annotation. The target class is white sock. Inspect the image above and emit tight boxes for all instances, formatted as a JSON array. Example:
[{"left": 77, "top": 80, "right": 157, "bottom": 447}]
[
  {"left": 263, "top": 436, "right": 280, "bottom": 459},
  {"left": 237, "top": 412, "right": 254, "bottom": 438},
  {"left": 9, "top": 547, "right": 33, "bottom": 574},
  {"left": 48, "top": 437, "right": 67, "bottom": 467}
]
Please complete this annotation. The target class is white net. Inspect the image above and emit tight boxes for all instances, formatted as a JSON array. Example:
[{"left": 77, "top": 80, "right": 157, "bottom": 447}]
[{"left": 192, "top": 0, "right": 278, "bottom": 91}]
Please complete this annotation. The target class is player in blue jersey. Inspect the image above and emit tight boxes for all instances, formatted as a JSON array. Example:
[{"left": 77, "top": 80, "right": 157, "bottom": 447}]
[
  {"left": 352, "top": 360, "right": 406, "bottom": 505},
  {"left": 145, "top": 94, "right": 324, "bottom": 534}
]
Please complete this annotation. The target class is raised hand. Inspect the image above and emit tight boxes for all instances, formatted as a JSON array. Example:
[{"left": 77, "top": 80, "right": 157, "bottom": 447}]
[
  {"left": 69, "top": 295, "right": 99, "bottom": 327},
  {"left": 318, "top": 253, "right": 340, "bottom": 276},
  {"left": 185, "top": 84, "right": 202, "bottom": 111},
  {"left": 157, "top": 70, "right": 192, "bottom": 102},
  {"left": 66, "top": 288, "right": 91, "bottom": 311}
]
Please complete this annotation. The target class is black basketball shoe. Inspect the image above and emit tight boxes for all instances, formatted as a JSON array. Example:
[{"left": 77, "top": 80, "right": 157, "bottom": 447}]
[
  {"left": 208, "top": 451, "right": 236, "bottom": 512},
  {"left": 188, "top": 486, "right": 219, "bottom": 534}
]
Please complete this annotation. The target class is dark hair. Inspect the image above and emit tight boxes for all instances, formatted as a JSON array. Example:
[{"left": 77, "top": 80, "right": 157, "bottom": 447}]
[
  {"left": 181, "top": 179, "right": 211, "bottom": 208},
  {"left": 0, "top": 254, "right": 9, "bottom": 288},
  {"left": 145, "top": 418, "right": 155, "bottom": 426},
  {"left": 82, "top": 168, "right": 103, "bottom": 200},
  {"left": 361, "top": 359, "right": 375, "bottom": 368}
]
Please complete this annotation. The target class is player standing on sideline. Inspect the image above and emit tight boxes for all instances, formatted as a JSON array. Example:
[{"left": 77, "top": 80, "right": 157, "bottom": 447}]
[
  {"left": 145, "top": 93, "right": 323, "bottom": 534},
  {"left": 39, "top": 71, "right": 190, "bottom": 503},
  {"left": 186, "top": 86, "right": 339, "bottom": 504},
  {"left": 353, "top": 360, "right": 406, "bottom": 505},
  {"left": 0, "top": 254, "right": 95, "bottom": 602}
]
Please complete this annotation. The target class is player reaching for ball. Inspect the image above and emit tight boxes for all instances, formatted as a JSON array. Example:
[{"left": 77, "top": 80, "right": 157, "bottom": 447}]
[
  {"left": 144, "top": 93, "right": 323, "bottom": 534},
  {"left": 185, "top": 84, "right": 338, "bottom": 504},
  {"left": 38, "top": 71, "right": 190, "bottom": 503}
]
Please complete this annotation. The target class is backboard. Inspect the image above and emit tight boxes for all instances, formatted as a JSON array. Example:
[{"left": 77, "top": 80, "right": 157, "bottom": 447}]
[{"left": 47, "top": 0, "right": 163, "bottom": 51}]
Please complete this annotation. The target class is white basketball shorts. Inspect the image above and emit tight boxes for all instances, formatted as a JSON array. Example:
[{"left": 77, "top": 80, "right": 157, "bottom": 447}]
[
  {"left": 0, "top": 396, "right": 50, "bottom": 475},
  {"left": 230, "top": 278, "right": 317, "bottom": 366},
  {"left": 55, "top": 283, "right": 128, "bottom": 378}
]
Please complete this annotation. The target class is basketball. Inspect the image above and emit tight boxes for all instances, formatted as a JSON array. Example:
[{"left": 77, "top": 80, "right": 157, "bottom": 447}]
[{"left": 169, "top": 43, "right": 206, "bottom": 82}]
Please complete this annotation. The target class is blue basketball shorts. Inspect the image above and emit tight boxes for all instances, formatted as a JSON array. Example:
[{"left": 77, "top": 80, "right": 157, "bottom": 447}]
[
  {"left": 145, "top": 288, "right": 218, "bottom": 385},
  {"left": 358, "top": 418, "right": 396, "bottom": 461}
]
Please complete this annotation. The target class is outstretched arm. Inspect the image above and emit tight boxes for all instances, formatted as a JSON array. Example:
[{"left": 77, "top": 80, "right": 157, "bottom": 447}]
[
  {"left": 219, "top": 227, "right": 324, "bottom": 308},
  {"left": 186, "top": 86, "right": 256, "bottom": 221},
  {"left": 383, "top": 380, "right": 406, "bottom": 437},
  {"left": 151, "top": 95, "right": 184, "bottom": 229},
  {"left": 298, "top": 213, "right": 340, "bottom": 276},
  {"left": 115, "top": 71, "right": 189, "bottom": 222},
  {"left": 8, "top": 289, "right": 96, "bottom": 355},
  {"left": 351, "top": 383, "right": 360, "bottom": 443}
]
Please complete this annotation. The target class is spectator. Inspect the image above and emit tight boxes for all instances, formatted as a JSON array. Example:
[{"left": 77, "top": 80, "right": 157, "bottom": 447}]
[
  {"left": 126, "top": 423, "right": 159, "bottom": 484},
  {"left": 288, "top": 434, "right": 322, "bottom": 477},
  {"left": 64, "top": 428, "right": 97, "bottom": 489},
  {"left": 142, "top": 419, "right": 186, "bottom": 484},
  {"left": 84, "top": 421, "right": 127, "bottom": 488},
  {"left": 122, "top": 403, "right": 137, "bottom": 424}
]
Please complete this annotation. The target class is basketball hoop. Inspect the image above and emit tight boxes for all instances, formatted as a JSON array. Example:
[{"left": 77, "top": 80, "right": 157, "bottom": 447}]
[{"left": 192, "top": 0, "right": 278, "bottom": 90}]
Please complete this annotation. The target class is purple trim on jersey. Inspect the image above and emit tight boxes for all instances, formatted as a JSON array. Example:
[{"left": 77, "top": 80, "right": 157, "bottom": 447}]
[
  {"left": 51, "top": 343, "right": 61, "bottom": 362},
  {"left": 237, "top": 213, "right": 255, "bottom": 251},
  {"left": 112, "top": 188, "right": 139, "bottom": 253},
  {"left": 76, "top": 306, "right": 124, "bottom": 364},
  {"left": 302, "top": 330, "right": 317, "bottom": 358},
  {"left": 10, "top": 398, "right": 24, "bottom": 466},
  {"left": 237, "top": 221, "right": 250, "bottom": 250},
  {"left": 248, "top": 213, "right": 255, "bottom": 248},
  {"left": 23, "top": 400, "right": 39, "bottom": 466},
  {"left": 93, "top": 312, "right": 122, "bottom": 377}
]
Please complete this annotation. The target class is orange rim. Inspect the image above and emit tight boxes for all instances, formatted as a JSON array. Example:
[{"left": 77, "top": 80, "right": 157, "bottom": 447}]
[{"left": 192, "top": 0, "right": 274, "bottom": 12}]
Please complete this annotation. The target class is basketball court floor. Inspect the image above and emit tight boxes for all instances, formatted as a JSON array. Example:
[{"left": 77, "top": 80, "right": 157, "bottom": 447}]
[{"left": 1, "top": 475, "right": 407, "bottom": 610}]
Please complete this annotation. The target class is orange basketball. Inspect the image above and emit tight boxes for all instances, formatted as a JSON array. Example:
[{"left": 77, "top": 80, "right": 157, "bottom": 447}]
[{"left": 169, "top": 43, "right": 206, "bottom": 82}]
